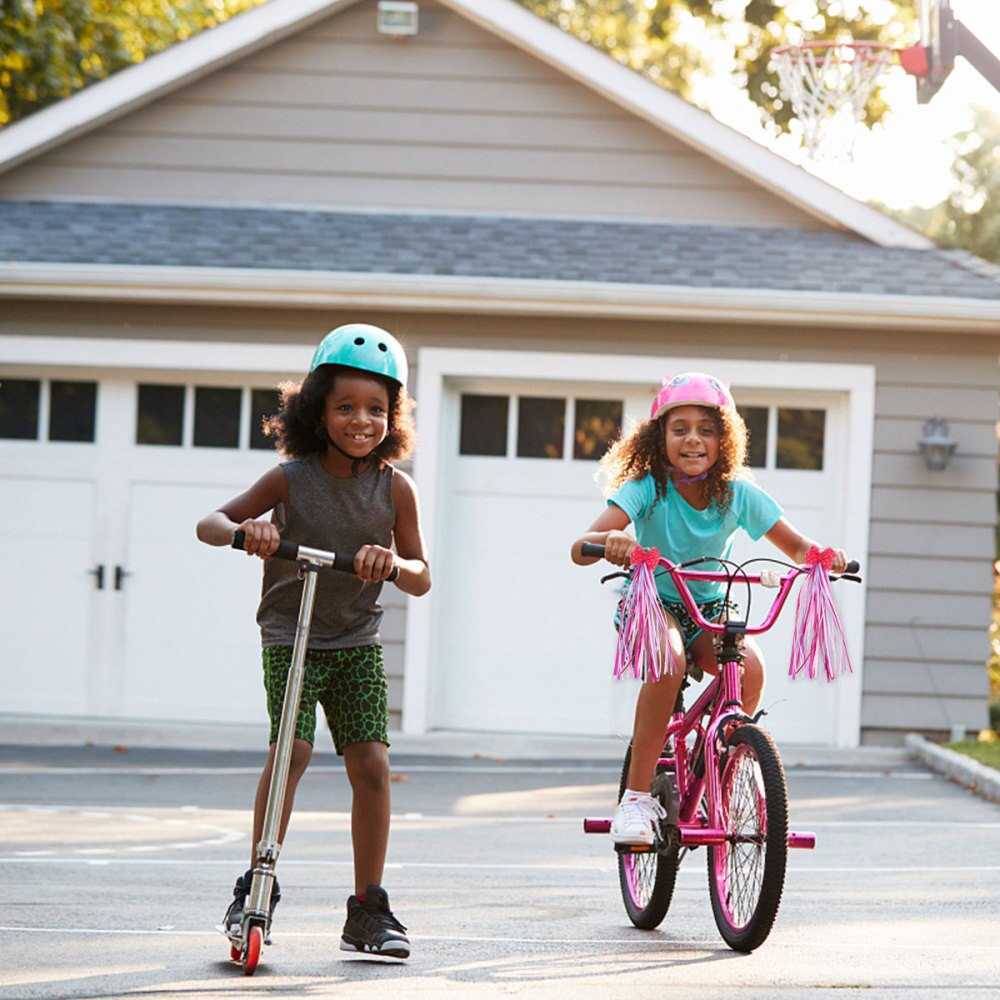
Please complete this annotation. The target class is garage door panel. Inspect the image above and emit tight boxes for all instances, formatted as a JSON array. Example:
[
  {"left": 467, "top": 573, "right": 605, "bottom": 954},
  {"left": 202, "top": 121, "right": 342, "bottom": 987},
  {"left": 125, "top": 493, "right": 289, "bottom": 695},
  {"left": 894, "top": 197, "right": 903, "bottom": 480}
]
[
  {"left": 0, "top": 478, "right": 97, "bottom": 714},
  {"left": 118, "top": 482, "right": 268, "bottom": 724},
  {"left": 434, "top": 491, "right": 627, "bottom": 733}
]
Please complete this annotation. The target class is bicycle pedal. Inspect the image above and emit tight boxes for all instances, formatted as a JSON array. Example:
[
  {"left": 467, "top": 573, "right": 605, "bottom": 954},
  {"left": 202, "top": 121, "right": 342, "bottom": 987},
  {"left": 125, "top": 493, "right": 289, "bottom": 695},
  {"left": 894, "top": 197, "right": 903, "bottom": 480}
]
[{"left": 614, "top": 843, "right": 654, "bottom": 854}]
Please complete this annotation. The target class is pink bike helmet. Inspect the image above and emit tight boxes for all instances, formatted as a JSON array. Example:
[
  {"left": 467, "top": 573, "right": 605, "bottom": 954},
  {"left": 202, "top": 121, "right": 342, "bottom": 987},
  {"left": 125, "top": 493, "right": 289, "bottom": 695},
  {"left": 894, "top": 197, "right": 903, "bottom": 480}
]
[{"left": 650, "top": 372, "right": 735, "bottom": 421}]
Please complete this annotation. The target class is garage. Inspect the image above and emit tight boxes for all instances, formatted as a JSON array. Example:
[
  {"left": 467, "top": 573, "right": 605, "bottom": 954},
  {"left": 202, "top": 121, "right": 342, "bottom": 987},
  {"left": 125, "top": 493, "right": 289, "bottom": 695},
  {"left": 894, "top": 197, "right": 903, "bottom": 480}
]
[{"left": 408, "top": 348, "right": 872, "bottom": 747}]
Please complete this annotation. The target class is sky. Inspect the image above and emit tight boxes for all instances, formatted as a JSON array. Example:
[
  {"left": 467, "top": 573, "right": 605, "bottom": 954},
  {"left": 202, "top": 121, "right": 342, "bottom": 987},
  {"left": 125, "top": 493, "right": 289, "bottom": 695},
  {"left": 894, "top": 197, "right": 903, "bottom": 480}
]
[{"left": 699, "top": 0, "right": 1000, "bottom": 209}]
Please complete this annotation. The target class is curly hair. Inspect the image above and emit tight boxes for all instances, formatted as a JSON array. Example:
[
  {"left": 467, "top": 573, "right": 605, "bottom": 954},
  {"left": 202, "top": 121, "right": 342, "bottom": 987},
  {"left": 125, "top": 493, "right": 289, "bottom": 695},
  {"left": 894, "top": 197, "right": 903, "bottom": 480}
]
[
  {"left": 262, "top": 365, "right": 416, "bottom": 468},
  {"left": 600, "top": 405, "right": 749, "bottom": 513}
]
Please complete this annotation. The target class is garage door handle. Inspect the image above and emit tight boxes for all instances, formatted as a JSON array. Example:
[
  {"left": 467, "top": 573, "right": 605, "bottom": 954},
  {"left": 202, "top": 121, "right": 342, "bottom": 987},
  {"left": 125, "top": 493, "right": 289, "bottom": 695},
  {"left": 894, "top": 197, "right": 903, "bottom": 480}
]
[
  {"left": 88, "top": 565, "right": 105, "bottom": 590},
  {"left": 114, "top": 566, "right": 132, "bottom": 591}
]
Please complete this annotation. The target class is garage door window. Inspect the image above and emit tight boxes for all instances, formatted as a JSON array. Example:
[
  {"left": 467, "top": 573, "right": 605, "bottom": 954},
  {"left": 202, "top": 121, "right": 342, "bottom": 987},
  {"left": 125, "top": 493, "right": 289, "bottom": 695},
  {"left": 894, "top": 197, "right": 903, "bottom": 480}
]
[
  {"left": 0, "top": 378, "right": 41, "bottom": 439},
  {"left": 250, "top": 389, "right": 281, "bottom": 450},
  {"left": 459, "top": 394, "right": 508, "bottom": 456},
  {"left": 0, "top": 377, "right": 98, "bottom": 443},
  {"left": 736, "top": 404, "right": 826, "bottom": 470},
  {"left": 459, "top": 392, "right": 622, "bottom": 462},
  {"left": 194, "top": 387, "right": 241, "bottom": 448},
  {"left": 137, "top": 382, "right": 281, "bottom": 450},
  {"left": 574, "top": 399, "right": 622, "bottom": 460},
  {"left": 518, "top": 397, "right": 564, "bottom": 459}
]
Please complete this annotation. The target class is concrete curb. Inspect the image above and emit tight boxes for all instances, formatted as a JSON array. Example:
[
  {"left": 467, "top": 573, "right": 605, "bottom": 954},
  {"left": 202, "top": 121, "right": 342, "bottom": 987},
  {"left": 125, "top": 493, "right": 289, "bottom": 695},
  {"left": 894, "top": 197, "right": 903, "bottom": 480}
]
[{"left": 905, "top": 733, "right": 1000, "bottom": 803}]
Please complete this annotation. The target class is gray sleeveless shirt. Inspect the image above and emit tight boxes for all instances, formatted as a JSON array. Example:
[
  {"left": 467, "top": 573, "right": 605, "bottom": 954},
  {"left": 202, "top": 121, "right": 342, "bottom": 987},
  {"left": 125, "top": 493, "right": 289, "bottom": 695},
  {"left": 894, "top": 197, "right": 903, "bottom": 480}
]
[{"left": 256, "top": 453, "right": 395, "bottom": 649}]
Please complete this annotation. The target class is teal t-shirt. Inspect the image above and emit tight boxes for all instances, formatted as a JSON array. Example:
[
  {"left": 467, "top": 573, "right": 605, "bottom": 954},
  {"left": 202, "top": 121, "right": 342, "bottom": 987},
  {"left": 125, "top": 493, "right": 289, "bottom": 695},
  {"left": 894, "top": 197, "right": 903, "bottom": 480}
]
[{"left": 609, "top": 474, "right": 783, "bottom": 603}]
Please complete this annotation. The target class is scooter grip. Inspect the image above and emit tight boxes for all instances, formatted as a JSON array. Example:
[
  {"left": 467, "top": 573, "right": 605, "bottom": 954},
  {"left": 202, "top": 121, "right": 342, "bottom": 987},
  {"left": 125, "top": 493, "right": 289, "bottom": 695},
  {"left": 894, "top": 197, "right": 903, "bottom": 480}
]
[
  {"left": 845, "top": 559, "right": 861, "bottom": 575},
  {"left": 231, "top": 530, "right": 299, "bottom": 561},
  {"left": 581, "top": 542, "right": 606, "bottom": 558},
  {"left": 333, "top": 551, "right": 400, "bottom": 582}
]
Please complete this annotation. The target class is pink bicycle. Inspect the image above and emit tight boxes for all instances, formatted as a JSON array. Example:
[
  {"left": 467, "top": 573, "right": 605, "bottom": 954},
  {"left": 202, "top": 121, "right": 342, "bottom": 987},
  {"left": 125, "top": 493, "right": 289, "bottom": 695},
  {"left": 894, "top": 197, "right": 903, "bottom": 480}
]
[{"left": 581, "top": 542, "right": 860, "bottom": 952}]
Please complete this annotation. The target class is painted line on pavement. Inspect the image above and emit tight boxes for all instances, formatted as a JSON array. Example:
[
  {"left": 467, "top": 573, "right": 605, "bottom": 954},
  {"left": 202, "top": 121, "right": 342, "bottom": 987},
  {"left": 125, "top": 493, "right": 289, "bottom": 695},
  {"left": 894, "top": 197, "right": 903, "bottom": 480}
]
[
  {"left": 0, "top": 764, "right": 933, "bottom": 779},
  {"left": 0, "top": 856, "right": 997, "bottom": 874},
  {"left": 0, "top": 926, "right": 996, "bottom": 952}
]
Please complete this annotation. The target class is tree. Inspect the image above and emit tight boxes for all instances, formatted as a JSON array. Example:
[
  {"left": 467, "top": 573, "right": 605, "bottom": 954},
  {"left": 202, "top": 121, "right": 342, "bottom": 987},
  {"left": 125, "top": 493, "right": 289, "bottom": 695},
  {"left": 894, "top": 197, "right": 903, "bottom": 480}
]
[
  {"left": 883, "top": 107, "right": 1000, "bottom": 264},
  {"left": 0, "top": 0, "right": 267, "bottom": 128},
  {"left": 518, "top": 0, "right": 918, "bottom": 138}
]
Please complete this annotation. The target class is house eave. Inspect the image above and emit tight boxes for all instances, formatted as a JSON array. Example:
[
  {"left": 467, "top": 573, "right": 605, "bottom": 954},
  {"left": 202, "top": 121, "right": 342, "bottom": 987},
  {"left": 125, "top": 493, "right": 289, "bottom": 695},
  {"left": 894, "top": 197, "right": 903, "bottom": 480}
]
[{"left": 2, "top": 262, "right": 998, "bottom": 333}]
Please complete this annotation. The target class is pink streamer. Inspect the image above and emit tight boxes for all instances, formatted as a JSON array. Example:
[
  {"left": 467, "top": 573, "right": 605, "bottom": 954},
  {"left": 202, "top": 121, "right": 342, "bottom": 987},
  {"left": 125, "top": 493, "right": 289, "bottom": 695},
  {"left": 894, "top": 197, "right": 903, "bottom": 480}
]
[
  {"left": 614, "top": 547, "right": 678, "bottom": 683},
  {"left": 789, "top": 547, "right": 853, "bottom": 682}
]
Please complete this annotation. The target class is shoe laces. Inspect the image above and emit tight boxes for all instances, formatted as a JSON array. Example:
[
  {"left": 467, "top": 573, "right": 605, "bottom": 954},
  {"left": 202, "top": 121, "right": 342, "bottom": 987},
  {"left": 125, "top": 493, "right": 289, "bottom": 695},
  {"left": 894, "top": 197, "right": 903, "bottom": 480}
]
[
  {"left": 619, "top": 794, "right": 667, "bottom": 826},
  {"left": 357, "top": 899, "right": 406, "bottom": 934}
]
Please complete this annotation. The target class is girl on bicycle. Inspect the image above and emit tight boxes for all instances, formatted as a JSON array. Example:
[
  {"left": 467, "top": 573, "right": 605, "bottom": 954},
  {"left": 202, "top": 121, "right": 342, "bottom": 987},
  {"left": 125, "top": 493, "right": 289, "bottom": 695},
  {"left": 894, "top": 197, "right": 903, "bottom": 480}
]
[
  {"left": 197, "top": 323, "right": 430, "bottom": 959},
  {"left": 571, "top": 372, "right": 845, "bottom": 846}
]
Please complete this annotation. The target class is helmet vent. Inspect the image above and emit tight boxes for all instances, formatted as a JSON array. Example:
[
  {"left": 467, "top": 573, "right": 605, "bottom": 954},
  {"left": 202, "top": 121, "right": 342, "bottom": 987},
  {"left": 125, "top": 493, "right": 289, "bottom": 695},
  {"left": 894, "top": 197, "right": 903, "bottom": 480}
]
[
  {"left": 378, "top": 342, "right": 388, "bottom": 352},
  {"left": 354, "top": 337, "right": 365, "bottom": 345}
]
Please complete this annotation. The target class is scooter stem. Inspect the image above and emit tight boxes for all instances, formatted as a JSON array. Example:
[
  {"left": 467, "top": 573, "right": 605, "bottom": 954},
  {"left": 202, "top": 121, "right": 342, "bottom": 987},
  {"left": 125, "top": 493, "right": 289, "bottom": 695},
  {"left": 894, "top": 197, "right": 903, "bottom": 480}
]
[{"left": 257, "top": 562, "right": 320, "bottom": 863}]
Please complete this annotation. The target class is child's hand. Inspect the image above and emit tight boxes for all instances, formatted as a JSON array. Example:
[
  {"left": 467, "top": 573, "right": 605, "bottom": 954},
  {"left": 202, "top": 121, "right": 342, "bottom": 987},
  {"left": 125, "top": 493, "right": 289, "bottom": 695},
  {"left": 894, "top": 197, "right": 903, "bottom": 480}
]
[
  {"left": 354, "top": 544, "right": 396, "bottom": 582},
  {"left": 604, "top": 530, "right": 637, "bottom": 568},
  {"left": 830, "top": 548, "right": 848, "bottom": 574},
  {"left": 236, "top": 519, "right": 280, "bottom": 559}
]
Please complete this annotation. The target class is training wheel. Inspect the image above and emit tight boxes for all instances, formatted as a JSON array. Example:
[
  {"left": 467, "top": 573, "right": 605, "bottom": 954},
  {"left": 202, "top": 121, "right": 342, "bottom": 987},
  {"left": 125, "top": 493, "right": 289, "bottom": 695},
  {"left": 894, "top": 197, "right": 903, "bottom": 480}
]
[
  {"left": 230, "top": 943, "right": 240, "bottom": 962},
  {"left": 243, "top": 924, "right": 263, "bottom": 975}
]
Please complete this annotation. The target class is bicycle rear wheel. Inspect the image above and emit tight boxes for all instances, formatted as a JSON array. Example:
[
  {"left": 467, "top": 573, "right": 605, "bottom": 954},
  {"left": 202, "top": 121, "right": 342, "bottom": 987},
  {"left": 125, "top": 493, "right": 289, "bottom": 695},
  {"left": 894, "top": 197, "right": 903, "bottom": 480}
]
[
  {"left": 707, "top": 724, "right": 788, "bottom": 952},
  {"left": 617, "top": 744, "right": 679, "bottom": 930}
]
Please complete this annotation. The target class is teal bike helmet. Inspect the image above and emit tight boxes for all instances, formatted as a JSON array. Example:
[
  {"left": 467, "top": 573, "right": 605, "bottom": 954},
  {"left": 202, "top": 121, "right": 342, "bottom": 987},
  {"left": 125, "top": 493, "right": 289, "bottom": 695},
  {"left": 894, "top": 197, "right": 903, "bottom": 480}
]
[{"left": 309, "top": 324, "right": 408, "bottom": 388}]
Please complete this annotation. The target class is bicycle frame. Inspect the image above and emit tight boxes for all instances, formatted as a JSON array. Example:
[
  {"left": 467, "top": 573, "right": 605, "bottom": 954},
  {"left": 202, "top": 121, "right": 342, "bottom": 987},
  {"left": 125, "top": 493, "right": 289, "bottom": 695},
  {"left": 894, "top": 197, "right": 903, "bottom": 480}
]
[{"left": 585, "top": 554, "right": 816, "bottom": 851}]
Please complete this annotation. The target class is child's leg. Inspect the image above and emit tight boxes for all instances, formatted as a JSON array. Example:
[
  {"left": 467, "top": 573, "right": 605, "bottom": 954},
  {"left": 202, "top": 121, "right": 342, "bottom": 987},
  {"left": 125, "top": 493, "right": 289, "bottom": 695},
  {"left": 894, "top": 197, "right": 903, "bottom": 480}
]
[
  {"left": 741, "top": 637, "right": 765, "bottom": 714},
  {"left": 343, "top": 740, "right": 391, "bottom": 894},
  {"left": 250, "top": 738, "right": 313, "bottom": 866},
  {"left": 626, "top": 615, "right": 686, "bottom": 792},
  {"left": 686, "top": 632, "right": 766, "bottom": 715}
]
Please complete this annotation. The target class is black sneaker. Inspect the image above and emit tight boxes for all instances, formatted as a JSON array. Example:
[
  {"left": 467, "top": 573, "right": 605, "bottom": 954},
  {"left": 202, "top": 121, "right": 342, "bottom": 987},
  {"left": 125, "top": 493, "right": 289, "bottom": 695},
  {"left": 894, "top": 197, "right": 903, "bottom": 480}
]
[
  {"left": 223, "top": 868, "right": 281, "bottom": 942},
  {"left": 339, "top": 884, "right": 410, "bottom": 959}
]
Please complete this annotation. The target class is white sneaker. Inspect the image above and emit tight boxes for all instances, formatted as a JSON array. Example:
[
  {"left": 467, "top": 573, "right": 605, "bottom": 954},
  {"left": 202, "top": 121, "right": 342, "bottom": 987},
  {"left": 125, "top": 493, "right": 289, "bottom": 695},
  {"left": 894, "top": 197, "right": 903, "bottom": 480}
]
[{"left": 610, "top": 793, "right": 667, "bottom": 846}]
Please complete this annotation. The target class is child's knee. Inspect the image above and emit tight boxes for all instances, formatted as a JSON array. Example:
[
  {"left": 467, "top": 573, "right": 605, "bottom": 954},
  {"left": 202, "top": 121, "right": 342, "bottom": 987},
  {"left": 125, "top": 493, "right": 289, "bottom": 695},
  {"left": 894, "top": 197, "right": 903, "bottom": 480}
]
[{"left": 345, "top": 742, "right": 389, "bottom": 792}]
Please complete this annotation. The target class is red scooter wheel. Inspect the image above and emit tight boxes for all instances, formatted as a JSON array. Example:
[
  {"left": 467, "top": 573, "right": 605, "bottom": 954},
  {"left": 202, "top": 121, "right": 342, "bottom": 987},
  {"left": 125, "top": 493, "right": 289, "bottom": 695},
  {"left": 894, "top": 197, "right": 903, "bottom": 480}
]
[{"left": 243, "top": 925, "right": 263, "bottom": 975}]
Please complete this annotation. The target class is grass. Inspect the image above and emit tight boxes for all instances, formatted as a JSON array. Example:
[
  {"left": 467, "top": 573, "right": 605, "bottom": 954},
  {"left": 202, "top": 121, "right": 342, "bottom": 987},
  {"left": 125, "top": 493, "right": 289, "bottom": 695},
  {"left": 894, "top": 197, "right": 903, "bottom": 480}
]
[{"left": 943, "top": 740, "right": 1000, "bottom": 771}]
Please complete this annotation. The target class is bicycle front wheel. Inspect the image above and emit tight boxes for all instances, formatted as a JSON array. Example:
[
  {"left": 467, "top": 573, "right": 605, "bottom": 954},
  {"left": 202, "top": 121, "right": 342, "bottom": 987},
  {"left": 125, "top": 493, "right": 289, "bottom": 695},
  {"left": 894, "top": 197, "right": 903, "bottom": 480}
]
[
  {"left": 707, "top": 724, "right": 788, "bottom": 952},
  {"left": 617, "top": 744, "right": 679, "bottom": 930}
]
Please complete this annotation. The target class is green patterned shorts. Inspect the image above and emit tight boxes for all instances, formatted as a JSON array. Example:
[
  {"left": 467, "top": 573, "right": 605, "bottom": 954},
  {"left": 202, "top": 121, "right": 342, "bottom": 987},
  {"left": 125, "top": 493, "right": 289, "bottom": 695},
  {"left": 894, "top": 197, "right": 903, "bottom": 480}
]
[{"left": 261, "top": 645, "right": 389, "bottom": 754}]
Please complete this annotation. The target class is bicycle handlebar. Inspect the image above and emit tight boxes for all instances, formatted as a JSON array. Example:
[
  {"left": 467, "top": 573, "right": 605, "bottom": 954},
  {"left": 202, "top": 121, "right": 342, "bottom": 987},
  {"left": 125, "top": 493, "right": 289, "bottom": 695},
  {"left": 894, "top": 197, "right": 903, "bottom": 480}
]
[
  {"left": 232, "top": 529, "right": 399, "bottom": 581},
  {"left": 580, "top": 542, "right": 860, "bottom": 578}
]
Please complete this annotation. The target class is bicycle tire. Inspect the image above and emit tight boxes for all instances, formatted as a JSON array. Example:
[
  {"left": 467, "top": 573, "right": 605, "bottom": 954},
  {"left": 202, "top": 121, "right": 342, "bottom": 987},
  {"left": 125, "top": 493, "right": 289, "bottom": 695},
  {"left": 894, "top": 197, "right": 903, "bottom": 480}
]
[
  {"left": 616, "top": 744, "right": 680, "bottom": 930},
  {"left": 707, "top": 724, "right": 788, "bottom": 952}
]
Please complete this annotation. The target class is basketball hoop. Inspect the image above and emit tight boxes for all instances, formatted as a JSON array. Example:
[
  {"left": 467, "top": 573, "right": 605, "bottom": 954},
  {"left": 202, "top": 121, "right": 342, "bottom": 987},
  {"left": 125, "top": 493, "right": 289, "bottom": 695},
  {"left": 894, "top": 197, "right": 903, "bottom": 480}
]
[{"left": 771, "top": 41, "right": 925, "bottom": 159}]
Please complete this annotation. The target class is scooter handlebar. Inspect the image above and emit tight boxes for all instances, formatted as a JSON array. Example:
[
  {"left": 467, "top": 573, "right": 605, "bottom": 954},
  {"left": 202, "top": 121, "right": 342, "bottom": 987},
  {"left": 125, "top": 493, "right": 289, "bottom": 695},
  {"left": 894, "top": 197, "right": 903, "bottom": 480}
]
[{"left": 231, "top": 530, "right": 398, "bottom": 580}]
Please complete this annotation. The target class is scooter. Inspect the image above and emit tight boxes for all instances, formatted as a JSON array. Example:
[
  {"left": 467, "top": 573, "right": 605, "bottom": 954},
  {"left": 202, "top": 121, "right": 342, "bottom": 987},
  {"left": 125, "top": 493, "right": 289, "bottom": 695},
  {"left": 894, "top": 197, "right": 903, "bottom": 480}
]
[{"left": 221, "top": 530, "right": 396, "bottom": 975}]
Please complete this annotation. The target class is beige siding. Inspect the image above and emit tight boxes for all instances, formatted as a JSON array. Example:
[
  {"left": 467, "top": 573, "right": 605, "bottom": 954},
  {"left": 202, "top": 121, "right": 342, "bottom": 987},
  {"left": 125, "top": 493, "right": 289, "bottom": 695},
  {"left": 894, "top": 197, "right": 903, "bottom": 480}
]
[
  {"left": 0, "top": 0, "right": 820, "bottom": 227},
  {"left": 1, "top": 301, "right": 996, "bottom": 741}
]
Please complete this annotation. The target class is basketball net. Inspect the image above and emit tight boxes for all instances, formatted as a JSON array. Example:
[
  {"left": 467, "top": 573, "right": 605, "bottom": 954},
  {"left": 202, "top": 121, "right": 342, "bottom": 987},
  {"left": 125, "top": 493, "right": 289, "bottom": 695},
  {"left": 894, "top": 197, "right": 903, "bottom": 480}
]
[{"left": 771, "top": 42, "right": 896, "bottom": 159}]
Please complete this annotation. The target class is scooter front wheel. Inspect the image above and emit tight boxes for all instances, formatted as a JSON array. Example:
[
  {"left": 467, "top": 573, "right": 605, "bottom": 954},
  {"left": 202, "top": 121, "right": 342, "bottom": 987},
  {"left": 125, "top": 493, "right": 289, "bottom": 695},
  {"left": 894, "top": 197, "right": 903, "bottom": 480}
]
[{"left": 243, "top": 924, "right": 263, "bottom": 975}]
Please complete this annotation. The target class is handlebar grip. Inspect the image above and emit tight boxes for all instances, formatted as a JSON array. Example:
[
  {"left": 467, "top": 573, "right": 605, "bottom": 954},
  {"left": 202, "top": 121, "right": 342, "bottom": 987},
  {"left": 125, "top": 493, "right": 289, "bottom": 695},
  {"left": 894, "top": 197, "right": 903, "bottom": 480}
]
[
  {"left": 845, "top": 559, "right": 860, "bottom": 575},
  {"left": 333, "top": 553, "right": 399, "bottom": 582},
  {"left": 581, "top": 542, "right": 606, "bottom": 558},
  {"left": 232, "top": 530, "right": 399, "bottom": 580},
  {"left": 232, "top": 529, "right": 300, "bottom": 561}
]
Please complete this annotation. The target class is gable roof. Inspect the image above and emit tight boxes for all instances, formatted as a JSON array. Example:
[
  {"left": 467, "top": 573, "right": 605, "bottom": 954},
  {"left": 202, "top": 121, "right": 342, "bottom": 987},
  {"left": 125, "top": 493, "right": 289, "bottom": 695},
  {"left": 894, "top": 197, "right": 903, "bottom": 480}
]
[
  {"left": 0, "top": 0, "right": 931, "bottom": 250},
  {"left": 3, "top": 201, "right": 998, "bottom": 331}
]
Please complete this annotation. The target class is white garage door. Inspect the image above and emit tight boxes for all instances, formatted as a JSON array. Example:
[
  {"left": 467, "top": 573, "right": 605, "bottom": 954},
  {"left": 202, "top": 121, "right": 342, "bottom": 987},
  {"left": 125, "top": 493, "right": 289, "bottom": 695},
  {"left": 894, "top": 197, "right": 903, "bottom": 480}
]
[
  {"left": 0, "top": 366, "right": 287, "bottom": 726},
  {"left": 428, "top": 375, "right": 855, "bottom": 746}
]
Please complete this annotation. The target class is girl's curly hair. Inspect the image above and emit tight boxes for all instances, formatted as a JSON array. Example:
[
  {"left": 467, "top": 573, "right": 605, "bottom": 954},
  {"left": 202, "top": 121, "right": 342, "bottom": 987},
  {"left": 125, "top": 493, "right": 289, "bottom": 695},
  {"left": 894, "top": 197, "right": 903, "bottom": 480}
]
[
  {"left": 262, "top": 365, "right": 416, "bottom": 467},
  {"left": 600, "top": 405, "right": 749, "bottom": 513}
]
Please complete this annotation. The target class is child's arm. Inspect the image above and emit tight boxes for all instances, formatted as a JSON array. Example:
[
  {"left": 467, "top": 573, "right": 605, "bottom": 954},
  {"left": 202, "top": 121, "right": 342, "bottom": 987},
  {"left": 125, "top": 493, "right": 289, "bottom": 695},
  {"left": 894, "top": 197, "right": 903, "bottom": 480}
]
[
  {"left": 570, "top": 503, "right": 636, "bottom": 568},
  {"left": 356, "top": 469, "right": 430, "bottom": 596},
  {"left": 195, "top": 466, "right": 288, "bottom": 559},
  {"left": 765, "top": 517, "right": 848, "bottom": 574}
]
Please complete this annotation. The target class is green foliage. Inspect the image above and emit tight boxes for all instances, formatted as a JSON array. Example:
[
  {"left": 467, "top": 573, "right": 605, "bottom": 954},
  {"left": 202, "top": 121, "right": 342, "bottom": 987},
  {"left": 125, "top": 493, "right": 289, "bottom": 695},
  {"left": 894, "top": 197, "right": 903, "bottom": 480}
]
[
  {"left": 883, "top": 107, "right": 1000, "bottom": 265},
  {"left": 517, "top": 0, "right": 918, "bottom": 138},
  {"left": 0, "top": 0, "right": 268, "bottom": 127}
]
